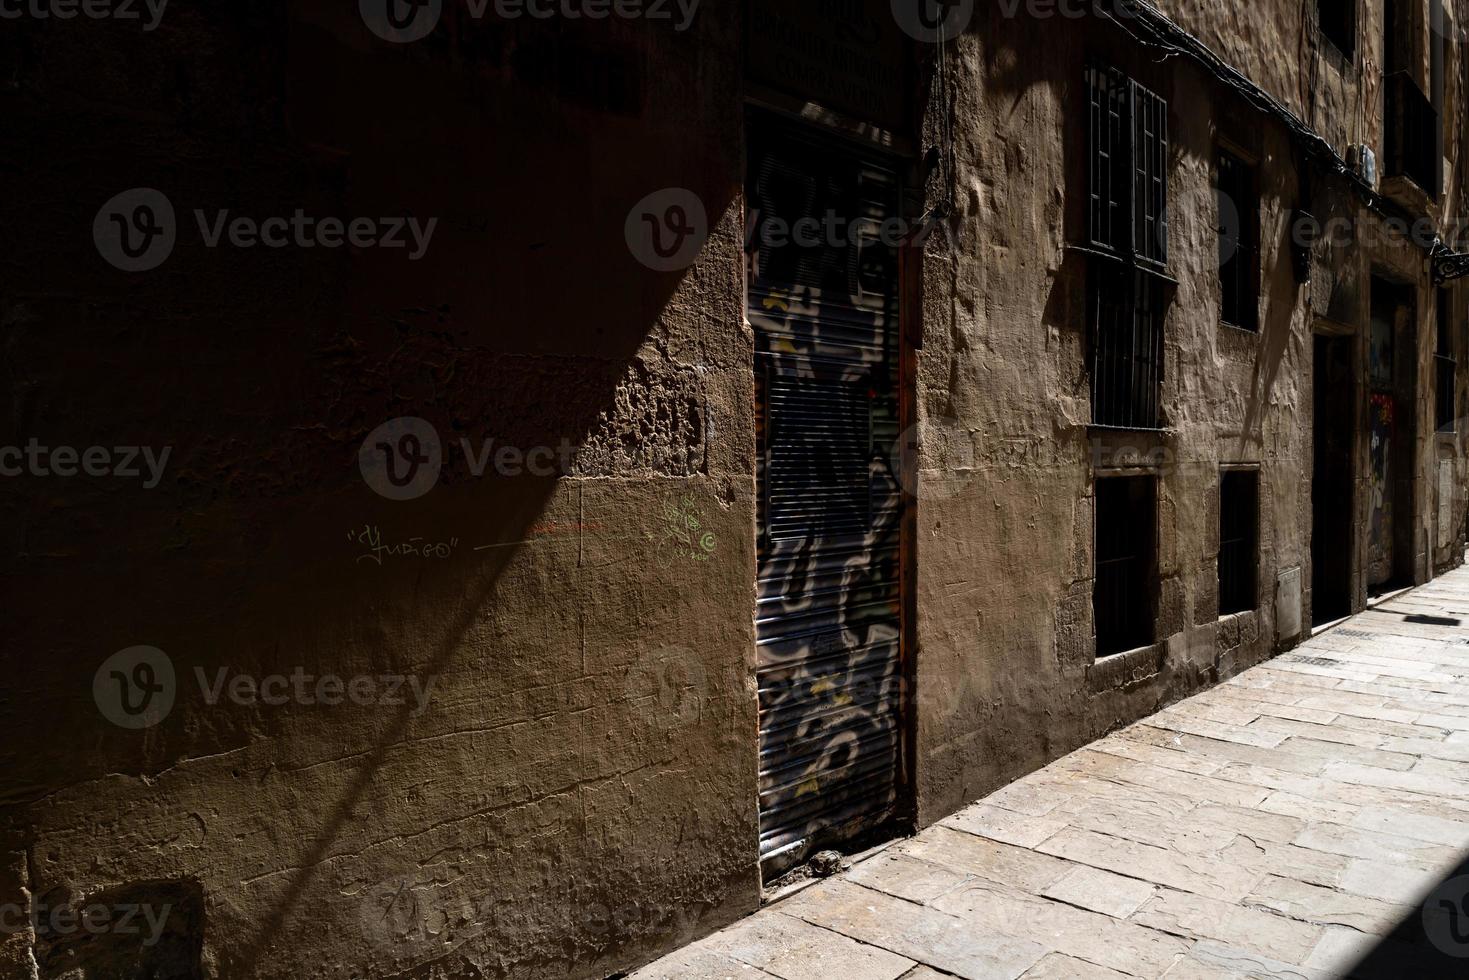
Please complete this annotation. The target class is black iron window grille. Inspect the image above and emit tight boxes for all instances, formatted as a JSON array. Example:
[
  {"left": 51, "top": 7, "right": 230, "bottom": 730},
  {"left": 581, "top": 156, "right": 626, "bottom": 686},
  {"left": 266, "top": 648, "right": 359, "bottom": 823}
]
[
  {"left": 1436, "top": 290, "right": 1456, "bottom": 432},
  {"left": 1086, "top": 65, "right": 1169, "bottom": 265},
  {"left": 1094, "top": 475, "right": 1157, "bottom": 657},
  {"left": 1217, "top": 149, "right": 1259, "bottom": 331},
  {"left": 1218, "top": 470, "right": 1259, "bottom": 615},
  {"left": 1317, "top": 0, "right": 1356, "bottom": 57},
  {"left": 1090, "top": 268, "right": 1164, "bottom": 429},
  {"left": 1086, "top": 63, "right": 1170, "bottom": 429}
]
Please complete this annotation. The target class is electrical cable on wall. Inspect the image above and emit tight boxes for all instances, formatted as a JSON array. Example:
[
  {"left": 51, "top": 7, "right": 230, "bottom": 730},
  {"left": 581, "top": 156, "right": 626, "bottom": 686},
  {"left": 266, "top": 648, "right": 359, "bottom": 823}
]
[{"left": 1101, "top": 0, "right": 1469, "bottom": 273}]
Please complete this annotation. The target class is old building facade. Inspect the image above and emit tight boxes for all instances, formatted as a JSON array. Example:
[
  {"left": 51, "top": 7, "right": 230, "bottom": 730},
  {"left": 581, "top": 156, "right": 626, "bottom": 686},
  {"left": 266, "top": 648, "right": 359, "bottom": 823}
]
[{"left": 3, "top": 0, "right": 1468, "bottom": 977}]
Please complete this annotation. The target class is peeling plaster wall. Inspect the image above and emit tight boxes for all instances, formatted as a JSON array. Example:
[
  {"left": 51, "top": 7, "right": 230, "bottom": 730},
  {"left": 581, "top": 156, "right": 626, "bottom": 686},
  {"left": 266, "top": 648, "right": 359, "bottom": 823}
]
[{"left": 2, "top": 3, "right": 758, "bottom": 978}]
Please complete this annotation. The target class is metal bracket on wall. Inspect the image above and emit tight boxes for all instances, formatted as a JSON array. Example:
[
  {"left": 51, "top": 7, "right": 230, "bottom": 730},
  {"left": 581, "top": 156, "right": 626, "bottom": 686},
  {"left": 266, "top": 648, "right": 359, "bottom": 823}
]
[{"left": 1431, "top": 242, "right": 1469, "bottom": 284}]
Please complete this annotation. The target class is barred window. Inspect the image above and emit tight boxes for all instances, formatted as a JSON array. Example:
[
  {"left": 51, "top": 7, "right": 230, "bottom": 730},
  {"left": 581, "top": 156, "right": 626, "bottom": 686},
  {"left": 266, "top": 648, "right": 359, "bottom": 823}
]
[
  {"left": 1218, "top": 470, "right": 1259, "bottom": 615},
  {"left": 1090, "top": 268, "right": 1165, "bottom": 429},
  {"left": 1217, "top": 149, "right": 1259, "bottom": 331},
  {"left": 1095, "top": 475, "right": 1157, "bottom": 657},
  {"left": 1086, "top": 65, "right": 1168, "bottom": 265},
  {"left": 1437, "top": 289, "right": 1456, "bottom": 432},
  {"left": 1086, "top": 63, "right": 1170, "bottom": 430}
]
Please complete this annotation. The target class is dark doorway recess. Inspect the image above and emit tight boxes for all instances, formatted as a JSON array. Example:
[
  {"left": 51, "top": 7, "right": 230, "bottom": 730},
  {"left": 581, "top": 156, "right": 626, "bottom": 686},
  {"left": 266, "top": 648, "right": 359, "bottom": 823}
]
[
  {"left": 1313, "top": 333, "right": 1355, "bottom": 625},
  {"left": 1367, "top": 276, "right": 1418, "bottom": 595}
]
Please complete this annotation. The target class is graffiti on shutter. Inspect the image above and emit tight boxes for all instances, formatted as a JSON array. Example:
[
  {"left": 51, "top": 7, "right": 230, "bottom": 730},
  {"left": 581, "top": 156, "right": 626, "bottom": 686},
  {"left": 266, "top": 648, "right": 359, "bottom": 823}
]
[{"left": 748, "top": 111, "right": 905, "bottom": 876}]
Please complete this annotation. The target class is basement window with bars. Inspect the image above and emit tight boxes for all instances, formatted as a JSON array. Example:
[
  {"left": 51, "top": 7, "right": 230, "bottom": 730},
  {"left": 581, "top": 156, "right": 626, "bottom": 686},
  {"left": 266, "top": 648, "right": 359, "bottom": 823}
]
[
  {"left": 1437, "top": 290, "right": 1457, "bottom": 432},
  {"left": 1217, "top": 149, "right": 1260, "bottom": 331},
  {"left": 1094, "top": 475, "right": 1157, "bottom": 657},
  {"left": 1086, "top": 64, "right": 1170, "bottom": 429},
  {"left": 1318, "top": 0, "right": 1356, "bottom": 57},
  {"left": 1218, "top": 469, "right": 1259, "bottom": 615}
]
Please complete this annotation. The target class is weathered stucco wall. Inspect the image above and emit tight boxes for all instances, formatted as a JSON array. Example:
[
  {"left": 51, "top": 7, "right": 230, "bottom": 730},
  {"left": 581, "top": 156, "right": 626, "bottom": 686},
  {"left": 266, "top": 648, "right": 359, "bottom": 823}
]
[
  {"left": 2, "top": 3, "right": 760, "bottom": 978},
  {"left": 908, "top": 1, "right": 1469, "bottom": 824}
]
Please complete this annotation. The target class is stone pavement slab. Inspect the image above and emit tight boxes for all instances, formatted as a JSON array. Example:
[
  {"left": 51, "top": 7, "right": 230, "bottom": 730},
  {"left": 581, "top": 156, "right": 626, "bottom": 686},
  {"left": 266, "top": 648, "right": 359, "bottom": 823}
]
[{"left": 633, "top": 568, "right": 1469, "bottom": 979}]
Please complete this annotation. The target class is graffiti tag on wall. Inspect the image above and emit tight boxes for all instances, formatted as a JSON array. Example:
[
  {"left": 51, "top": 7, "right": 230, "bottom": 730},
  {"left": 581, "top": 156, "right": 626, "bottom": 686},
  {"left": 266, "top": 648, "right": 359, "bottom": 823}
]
[{"left": 651, "top": 493, "right": 717, "bottom": 561}]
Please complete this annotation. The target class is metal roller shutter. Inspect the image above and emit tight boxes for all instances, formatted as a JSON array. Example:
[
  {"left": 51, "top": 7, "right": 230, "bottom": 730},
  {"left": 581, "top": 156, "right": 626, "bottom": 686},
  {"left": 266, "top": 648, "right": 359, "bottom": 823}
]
[{"left": 747, "top": 111, "right": 906, "bottom": 877}]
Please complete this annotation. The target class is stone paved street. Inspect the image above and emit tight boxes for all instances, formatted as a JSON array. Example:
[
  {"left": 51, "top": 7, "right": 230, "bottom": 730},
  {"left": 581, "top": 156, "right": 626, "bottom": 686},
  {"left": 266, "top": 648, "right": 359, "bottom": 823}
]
[{"left": 632, "top": 569, "right": 1469, "bottom": 979}]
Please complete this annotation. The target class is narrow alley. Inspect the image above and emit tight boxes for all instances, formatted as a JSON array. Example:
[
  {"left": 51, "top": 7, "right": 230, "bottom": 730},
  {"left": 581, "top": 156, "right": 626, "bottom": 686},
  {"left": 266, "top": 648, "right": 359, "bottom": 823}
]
[{"left": 634, "top": 569, "right": 1469, "bottom": 980}]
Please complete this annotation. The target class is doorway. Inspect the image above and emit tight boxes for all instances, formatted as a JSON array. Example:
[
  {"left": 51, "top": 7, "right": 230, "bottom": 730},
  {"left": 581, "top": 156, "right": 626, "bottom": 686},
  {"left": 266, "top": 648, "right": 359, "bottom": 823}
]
[
  {"left": 1313, "top": 333, "right": 1355, "bottom": 624},
  {"left": 1368, "top": 277, "right": 1418, "bottom": 593},
  {"left": 747, "top": 109, "right": 909, "bottom": 879}
]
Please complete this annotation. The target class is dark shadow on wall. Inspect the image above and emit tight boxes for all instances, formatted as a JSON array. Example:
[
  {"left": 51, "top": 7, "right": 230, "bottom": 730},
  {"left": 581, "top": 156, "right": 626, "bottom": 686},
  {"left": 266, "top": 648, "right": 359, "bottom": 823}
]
[{"left": 0, "top": 3, "right": 743, "bottom": 978}]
